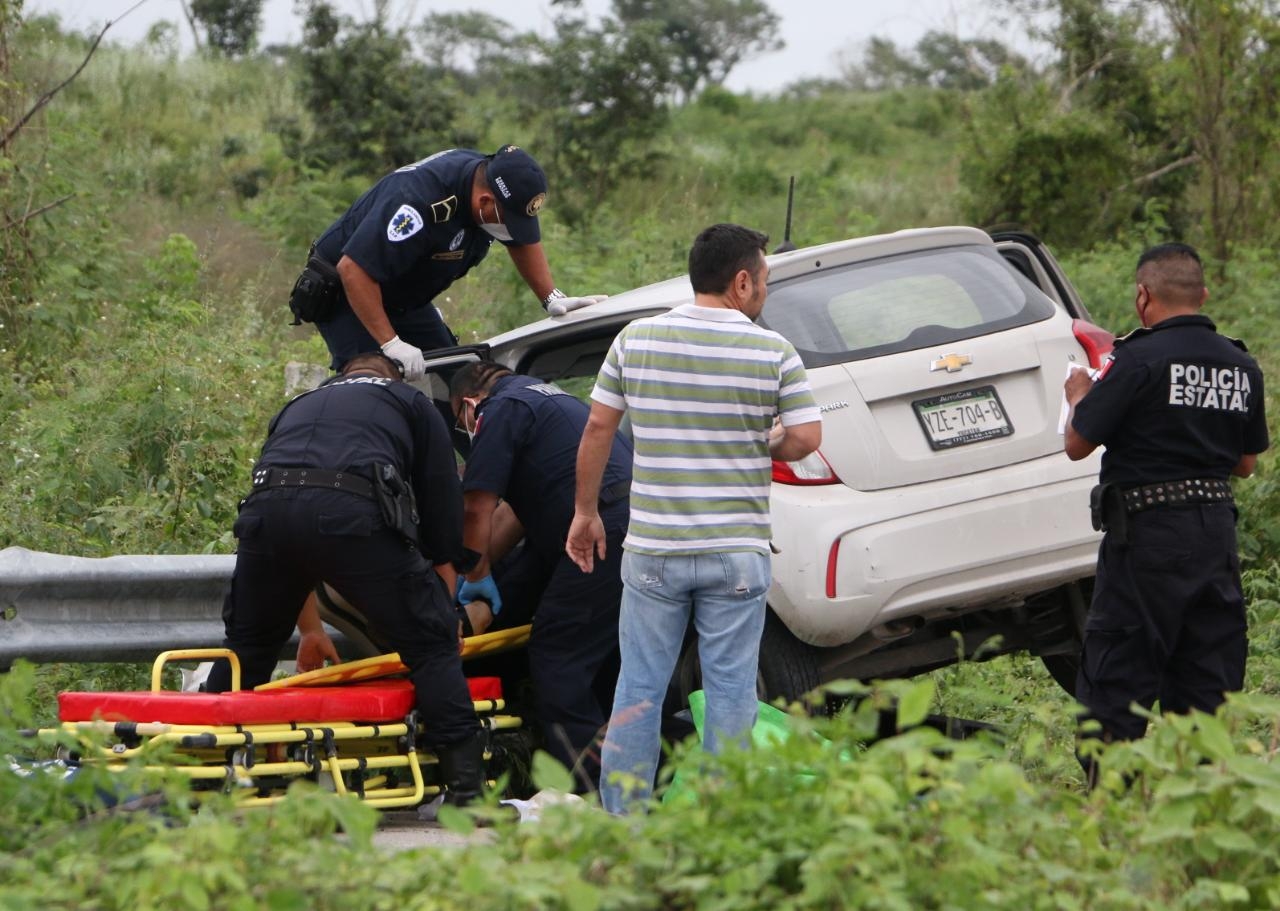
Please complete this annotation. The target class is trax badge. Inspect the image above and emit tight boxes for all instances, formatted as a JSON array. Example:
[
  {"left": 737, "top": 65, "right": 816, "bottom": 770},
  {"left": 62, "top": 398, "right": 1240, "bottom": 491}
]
[{"left": 930, "top": 353, "right": 973, "bottom": 373}]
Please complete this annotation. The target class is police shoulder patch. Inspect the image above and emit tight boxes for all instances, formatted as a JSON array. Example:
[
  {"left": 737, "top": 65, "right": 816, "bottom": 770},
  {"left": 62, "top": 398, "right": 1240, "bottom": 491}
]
[
  {"left": 386, "top": 205, "right": 424, "bottom": 242},
  {"left": 1112, "top": 326, "right": 1151, "bottom": 347},
  {"left": 1225, "top": 334, "right": 1249, "bottom": 352},
  {"left": 431, "top": 196, "right": 458, "bottom": 224}
]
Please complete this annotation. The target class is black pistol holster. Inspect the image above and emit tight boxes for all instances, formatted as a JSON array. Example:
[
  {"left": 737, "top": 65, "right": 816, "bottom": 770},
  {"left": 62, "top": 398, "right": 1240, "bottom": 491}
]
[
  {"left": 1089, "top": 483, "right": 1128, "bottom": 546},
  {"left": 288, "top": 247, "right": 345, "bottom": 325},
  {"left": 373, "top": 464, "right": 421, "bottom": 548}
]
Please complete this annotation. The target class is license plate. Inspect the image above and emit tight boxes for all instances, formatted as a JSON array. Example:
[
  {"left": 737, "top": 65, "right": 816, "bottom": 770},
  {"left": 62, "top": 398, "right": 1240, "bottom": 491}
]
[{"left": 913, "top": 386, "right": 1013, "bottom": 450}]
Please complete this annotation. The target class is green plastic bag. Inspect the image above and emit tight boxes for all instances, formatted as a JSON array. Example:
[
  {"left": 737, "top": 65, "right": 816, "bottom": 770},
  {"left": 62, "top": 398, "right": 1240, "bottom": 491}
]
[
  {"left": 689, "top": 689, "right": 795, "bottom": 748},
  {"left": 661, "top": 690, "right": 815, "bottom": 806}
]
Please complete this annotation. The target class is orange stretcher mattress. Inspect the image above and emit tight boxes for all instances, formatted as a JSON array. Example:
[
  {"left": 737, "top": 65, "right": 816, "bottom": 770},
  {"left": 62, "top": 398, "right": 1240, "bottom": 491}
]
[{"left": 58, "top": 677, "right": 504, "bottom": 726}]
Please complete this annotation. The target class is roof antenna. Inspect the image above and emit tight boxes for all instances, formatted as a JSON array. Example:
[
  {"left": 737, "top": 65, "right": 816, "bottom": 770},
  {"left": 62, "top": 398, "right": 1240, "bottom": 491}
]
[{"left": 773, "top": 175, "right": 797, "bottom": 254}]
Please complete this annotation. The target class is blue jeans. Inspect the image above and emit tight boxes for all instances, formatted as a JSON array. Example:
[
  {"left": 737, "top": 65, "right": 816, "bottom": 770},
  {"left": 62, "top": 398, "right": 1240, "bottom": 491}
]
[{"left": 599, "top": 549, "right": 770, "bottom": 814}]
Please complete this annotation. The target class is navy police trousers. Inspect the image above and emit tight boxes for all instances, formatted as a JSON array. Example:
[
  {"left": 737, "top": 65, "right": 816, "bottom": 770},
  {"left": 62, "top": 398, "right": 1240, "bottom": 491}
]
[
  {"left": 1076, "top": 501, "right": 1247, "bottom": 742},
  {"left": 206, "top": 489, "right": 478, "bottom": 748}
]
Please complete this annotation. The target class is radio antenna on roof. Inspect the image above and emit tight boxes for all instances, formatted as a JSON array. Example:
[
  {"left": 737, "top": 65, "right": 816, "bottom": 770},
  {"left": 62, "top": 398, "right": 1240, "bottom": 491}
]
[{"left": 773, "top": 175, "right": 796, "bottom": 254}]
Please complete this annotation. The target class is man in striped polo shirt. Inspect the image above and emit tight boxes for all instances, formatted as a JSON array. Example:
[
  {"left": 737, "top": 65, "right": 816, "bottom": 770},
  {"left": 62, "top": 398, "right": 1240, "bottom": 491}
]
[{"left": 567, "top": 223, "right": 822, "bottom": 813}]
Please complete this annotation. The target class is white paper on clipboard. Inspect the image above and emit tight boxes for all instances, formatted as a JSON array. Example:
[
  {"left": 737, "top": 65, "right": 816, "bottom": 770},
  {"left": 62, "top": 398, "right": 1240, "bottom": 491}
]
[{"left": 1057, "top": 362, "right": 1099, "bottom": 434}]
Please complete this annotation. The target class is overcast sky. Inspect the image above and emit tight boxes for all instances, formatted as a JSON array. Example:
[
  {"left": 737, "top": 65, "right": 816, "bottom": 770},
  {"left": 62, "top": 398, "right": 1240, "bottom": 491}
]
[{"left": 27, "top": 0, "right": 1044, "bottom": 93}]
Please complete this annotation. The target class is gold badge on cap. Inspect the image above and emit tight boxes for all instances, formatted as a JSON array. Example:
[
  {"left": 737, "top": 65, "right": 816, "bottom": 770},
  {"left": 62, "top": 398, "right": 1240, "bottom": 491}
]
[{"left": 526, "top": 192, "right": 546, "bottom": 217}]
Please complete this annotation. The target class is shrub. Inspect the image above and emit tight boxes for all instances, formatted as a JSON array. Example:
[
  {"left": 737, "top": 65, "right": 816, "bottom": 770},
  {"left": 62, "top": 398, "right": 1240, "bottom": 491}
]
[{"left": 7, "top": 665, "right": 1280, "bottom": 908}]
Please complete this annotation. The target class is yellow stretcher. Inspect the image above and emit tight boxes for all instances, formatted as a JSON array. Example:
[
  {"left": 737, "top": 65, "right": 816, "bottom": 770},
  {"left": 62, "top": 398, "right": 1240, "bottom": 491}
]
[{"left": 36, "top": 626, "right": 532, "bottom": 809}]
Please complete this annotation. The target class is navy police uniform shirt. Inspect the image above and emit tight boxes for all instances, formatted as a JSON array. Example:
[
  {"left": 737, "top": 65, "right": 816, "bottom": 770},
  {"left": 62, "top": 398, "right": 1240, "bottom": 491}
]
[
  {"left": 313, "top": 149, "right": 503, "bottom": 315},
  {"left": 463, "top": 374, "right": 633, "bottom": 562},
  {"left": 1072, "top": 314, "right": 1269, "bottom": 488},
  {"left": 258, "top": 372, "right": 467, "bottom": 566}
]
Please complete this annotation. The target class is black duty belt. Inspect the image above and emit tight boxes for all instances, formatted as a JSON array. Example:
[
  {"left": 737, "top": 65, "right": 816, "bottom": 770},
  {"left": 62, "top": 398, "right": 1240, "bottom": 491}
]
[
  {"left": 599, "top": 479, "right": 631, "bottom": 506},
  {"left": 1122, "top": 478, "right": 1233, "bottom": 514},
  {"left": 249, "top": 467, "right": 375, "bottom": 500}
]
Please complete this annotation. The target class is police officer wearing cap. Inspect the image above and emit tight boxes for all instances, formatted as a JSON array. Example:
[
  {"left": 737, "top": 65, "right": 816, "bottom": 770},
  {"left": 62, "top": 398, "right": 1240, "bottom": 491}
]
[
  {"left": 288, "top": 145, "right": 607, "bottom": 380},
  {"left": 205, "top": 351, "right": 490, "bottom": 805},
  {"left": 1063, "top": 242, "right": 1269, "bottom": 766},
  {"left": 450, "top": 361, "right": 633, "bottom": 790}
]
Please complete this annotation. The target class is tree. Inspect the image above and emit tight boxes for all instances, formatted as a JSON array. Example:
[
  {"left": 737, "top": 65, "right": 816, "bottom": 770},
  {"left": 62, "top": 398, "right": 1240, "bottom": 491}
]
[
  {"left": 294, "top": 0, "right": 460, "bottom": 176},
  {"left": 1, "top": 3, "right": 118, "bottom": 346},
  {"left": 509, "top": 3, "right": 677, "bottom": 224},
  {"left": 189, "top": 0, "right": 261, "bottom": 56},
  {"left": 915, "top": 32, "right": 1024, "bottom": 90},
  {"left": 956, "top": 1, "right": 1197, "bottom": 247},
  {"left": 415, "top": 10, "right": 521, "bottom": 82},
  {"left": 612, "top": 0, "right": 782, "bottom": 100},
  {"left": 1157, "top": 0, "right": 1280, "bottom": 270},
  {"left": 839, "top": 32, "right": 1025, "bottom": 92},
  {"left": 994, "top": 0, "right": 1280, "bottom": 265},
  {"left": 838, "top": 37, "right": 926, "bottom": 91},
  {"left": 958, "top": 76, "right": 1139, "bottom": 248}
]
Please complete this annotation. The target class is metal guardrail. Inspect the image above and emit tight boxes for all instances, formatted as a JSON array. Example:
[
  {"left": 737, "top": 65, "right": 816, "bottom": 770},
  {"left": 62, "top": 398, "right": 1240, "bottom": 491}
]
[
  {"left": 0, "top": 547, "right": 234, "bottom": 669},
  {"left": 0, "top": 547, "right": 360, "bottom": 670}
]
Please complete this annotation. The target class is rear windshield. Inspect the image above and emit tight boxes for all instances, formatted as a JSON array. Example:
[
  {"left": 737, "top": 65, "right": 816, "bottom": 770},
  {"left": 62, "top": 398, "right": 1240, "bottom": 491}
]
[{"left": 760, "top": 244, "right": 1057, "bottom": 368}]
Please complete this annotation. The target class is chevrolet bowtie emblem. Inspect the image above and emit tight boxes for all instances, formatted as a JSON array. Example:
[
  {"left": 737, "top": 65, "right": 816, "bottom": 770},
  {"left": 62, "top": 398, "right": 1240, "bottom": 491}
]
[{"left": 930, "top": 353, "right": 973, "bottom": 373}]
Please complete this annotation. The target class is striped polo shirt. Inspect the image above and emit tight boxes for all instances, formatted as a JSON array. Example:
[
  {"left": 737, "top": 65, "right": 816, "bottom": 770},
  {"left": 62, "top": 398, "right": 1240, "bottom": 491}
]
[{"left": 592, "top": 303, "right": 820, "bottom": 555}]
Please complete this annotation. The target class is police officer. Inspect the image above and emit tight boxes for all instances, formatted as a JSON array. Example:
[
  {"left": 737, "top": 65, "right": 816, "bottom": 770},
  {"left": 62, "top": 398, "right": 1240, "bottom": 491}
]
[
  {"left": 288, "top": 145, "right": 606, "bottom": 380},
  {"left": 1063, "top": 242, "right": 1269, "bottom": 763},
  {"left": 205, "top": 352, "right": 489, "bottom": 805},
  {"left": 451, "top": 361, "right": 633, "bottom": 790}
]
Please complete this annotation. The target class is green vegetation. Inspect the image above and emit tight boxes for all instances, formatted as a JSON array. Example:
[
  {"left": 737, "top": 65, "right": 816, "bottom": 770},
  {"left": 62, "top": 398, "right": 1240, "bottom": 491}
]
[
  {"left": 8, "top": 660, "right": 1280, "bottom": 908},
  {"left": 1, "top": 0, "right": 1278, "bottom": 903}
]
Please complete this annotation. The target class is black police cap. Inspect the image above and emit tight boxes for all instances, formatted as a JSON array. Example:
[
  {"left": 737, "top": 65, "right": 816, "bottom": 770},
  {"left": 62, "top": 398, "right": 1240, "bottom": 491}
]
[{"left": 485, "top": 145, "right": 548, "bottom": 246}]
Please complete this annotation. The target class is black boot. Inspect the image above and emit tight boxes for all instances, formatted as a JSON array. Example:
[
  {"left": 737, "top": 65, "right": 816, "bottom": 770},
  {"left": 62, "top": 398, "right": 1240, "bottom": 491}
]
[{"left": 437, "top": 729, "right": 487, "bottom": 808}]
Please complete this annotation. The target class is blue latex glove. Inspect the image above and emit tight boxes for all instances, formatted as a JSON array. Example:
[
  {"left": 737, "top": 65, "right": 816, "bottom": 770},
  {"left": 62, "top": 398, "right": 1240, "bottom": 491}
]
[{"left": 458, "top": 575, "right": 502, "bottom": 616}]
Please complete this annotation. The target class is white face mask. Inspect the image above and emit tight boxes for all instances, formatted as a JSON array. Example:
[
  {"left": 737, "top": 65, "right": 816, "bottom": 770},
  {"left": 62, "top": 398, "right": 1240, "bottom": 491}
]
[
  {"left": 479, "top": 202, "right": 512, "bottom": 242},
  {"left": 457, "top": 398, "right": 482, "bottom": 442}
]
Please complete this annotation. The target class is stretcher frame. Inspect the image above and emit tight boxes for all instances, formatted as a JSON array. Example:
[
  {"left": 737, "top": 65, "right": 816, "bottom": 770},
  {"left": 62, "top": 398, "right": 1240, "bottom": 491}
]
[{"left": 36, "top": 635, "right": 530, "bottom": 810}]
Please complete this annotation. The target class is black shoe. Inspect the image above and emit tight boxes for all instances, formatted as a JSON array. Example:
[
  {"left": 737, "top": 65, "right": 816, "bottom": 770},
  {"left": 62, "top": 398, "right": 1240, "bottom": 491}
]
[{"left": 437, "top": 729, "right": 487, "bottom": 808}]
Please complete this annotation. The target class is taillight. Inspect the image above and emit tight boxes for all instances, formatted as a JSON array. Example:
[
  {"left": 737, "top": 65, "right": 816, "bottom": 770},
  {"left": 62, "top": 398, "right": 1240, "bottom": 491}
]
[
  {"left": 772, "top": 450, "right": 840, "bottom": 485},
  {"left": 1072, "top": 319, "right": 1114, "bottom": 369}
]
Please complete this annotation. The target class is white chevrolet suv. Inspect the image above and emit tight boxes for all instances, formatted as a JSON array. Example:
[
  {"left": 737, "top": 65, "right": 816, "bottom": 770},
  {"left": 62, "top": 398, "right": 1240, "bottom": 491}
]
[{"left": 418, "top": 226, "right": 1114, "bottom": 702}]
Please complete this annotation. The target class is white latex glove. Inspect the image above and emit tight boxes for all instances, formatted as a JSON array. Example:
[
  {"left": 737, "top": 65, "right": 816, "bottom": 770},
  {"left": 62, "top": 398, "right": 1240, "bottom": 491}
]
[
  {"left": 380, "top": 335, "right": 426, "bottom": 381},
  {"left": 547, "top": 294, "right": 609, "bottom": 317}
]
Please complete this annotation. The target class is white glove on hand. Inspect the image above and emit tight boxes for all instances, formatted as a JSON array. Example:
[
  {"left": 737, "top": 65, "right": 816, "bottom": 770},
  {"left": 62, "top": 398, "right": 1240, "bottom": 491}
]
[
  {"left": 547, "top": 294, "right": 609, "bottom": 317},
  {"left": 380, "top": 335, "right": 426, "bottom": 381}
]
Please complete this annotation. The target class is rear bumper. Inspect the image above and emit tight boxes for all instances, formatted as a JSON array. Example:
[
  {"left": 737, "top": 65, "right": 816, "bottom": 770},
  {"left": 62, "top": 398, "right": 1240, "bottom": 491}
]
[{"left": 767, "top": 452, "right": 1102, "bottom": 647}]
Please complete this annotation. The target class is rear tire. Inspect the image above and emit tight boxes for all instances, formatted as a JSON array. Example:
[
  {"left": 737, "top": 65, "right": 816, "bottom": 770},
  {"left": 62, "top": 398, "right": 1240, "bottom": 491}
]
[
  {"left": 669, "top": 610, "right": 822, "bottom": 710},
  {"left": 1038, "top": 579, "right": 1090, "bottom": 697},
  {"left": 757, "top": 612, "right": 822, "bottom": 704}
]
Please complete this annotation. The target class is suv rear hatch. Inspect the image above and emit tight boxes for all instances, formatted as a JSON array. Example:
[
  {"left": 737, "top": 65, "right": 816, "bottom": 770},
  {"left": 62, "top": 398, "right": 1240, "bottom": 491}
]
[{"left": 761, "top": 243, "right": 1090, "bottom": 491}]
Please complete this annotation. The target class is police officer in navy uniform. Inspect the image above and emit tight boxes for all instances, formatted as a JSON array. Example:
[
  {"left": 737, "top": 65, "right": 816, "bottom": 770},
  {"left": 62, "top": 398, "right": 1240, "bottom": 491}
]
[
  {"left": 205, "top": 352, "right": 489, "bottom": 805},
  {"left": 1063, "top": 243, "right": 1269, "bottom": 769},
  {"left": 291, "top": 145, "right": 606, "bottom": 380},
  {"left": 450, "top": 361, "right": 633, "bottom": 790}
]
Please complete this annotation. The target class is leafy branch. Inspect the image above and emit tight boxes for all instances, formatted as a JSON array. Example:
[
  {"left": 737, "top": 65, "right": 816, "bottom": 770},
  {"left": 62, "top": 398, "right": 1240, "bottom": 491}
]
[
  {"left": 0, "top": 191, "right": 74, "bottom": 232},
  {"left": 0, "top": 0, "right": 144, "bottom": 153}
]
